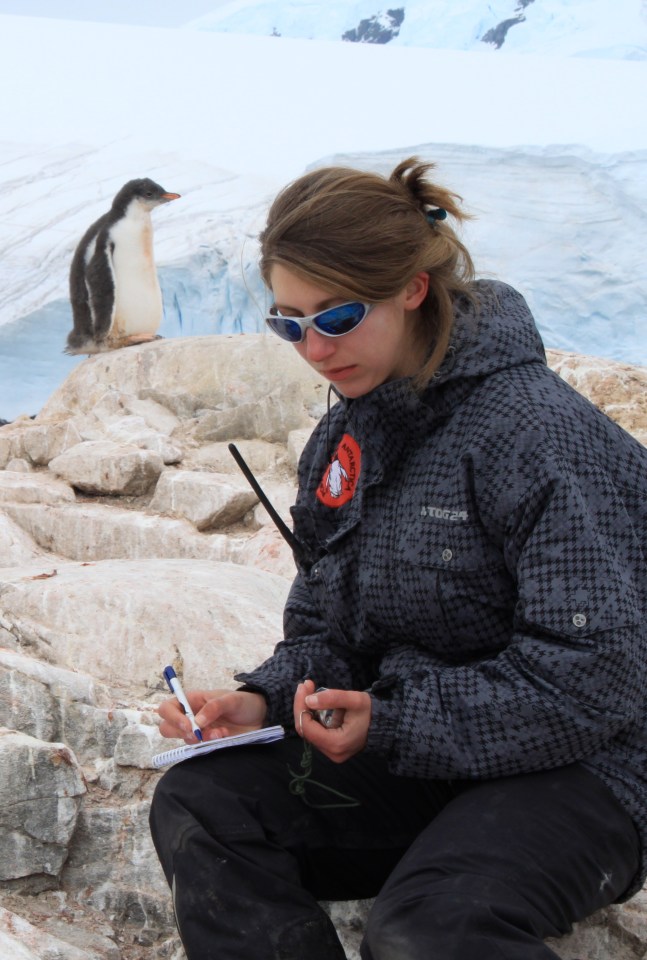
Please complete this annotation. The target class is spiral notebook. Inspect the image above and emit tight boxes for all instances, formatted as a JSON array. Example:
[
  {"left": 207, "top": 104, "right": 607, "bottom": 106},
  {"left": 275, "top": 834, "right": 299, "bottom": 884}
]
[{"left": 152, "top": 725, "right": 285, "bottom": 768}]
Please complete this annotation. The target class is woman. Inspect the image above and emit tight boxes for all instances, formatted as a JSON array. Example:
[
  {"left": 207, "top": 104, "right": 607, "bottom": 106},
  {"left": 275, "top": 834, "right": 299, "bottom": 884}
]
[{"left": 150, "top": 158, "right": 647, "bottom": 960}]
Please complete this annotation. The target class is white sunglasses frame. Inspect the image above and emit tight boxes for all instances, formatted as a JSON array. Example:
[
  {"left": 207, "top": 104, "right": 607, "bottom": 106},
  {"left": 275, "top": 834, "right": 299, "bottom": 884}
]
[{"left": 265, "top": 301, "right": 375, "bottom": 343}]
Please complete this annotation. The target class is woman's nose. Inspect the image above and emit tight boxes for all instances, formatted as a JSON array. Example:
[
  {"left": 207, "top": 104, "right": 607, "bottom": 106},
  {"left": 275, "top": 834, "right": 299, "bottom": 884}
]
[{"left": 303, "top": 328, "right": 336, "bottom": 362}]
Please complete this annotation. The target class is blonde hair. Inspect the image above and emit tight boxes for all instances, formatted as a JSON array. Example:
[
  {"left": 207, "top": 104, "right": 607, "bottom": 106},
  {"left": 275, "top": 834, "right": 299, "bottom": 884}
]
[{"left": 259, "top": 157, "right": 475, "bottom": 386}]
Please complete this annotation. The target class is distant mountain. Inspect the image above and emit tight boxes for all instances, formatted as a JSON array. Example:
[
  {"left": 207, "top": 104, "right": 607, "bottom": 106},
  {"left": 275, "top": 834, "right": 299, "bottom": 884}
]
[{"left": 184, "top": 0, "right": 647, "bottom": 59}]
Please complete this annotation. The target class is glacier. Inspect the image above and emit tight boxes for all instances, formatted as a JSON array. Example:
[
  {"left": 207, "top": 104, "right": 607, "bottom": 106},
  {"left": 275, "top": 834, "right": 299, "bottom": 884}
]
[
  {"left": 185, "top": 0, "right": 647, "bottom": 59},
  {"left": 0, "top": 9, "right": 645, "bottom": 420}
]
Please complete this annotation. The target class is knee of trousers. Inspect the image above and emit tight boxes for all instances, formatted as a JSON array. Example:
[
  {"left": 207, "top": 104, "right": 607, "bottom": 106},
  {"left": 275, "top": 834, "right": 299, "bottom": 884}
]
[
  {"left": 149, "top": 765, "right": 247, "bottom": 874},
  {"left": 149, "top": 766, "right": 191, "bottom": 881},
  {"left": 149, "top": 761, "right": 272, "bottom": 861},
  {"left": 363, "top": 872, "right": 549, "bottom": 959}
]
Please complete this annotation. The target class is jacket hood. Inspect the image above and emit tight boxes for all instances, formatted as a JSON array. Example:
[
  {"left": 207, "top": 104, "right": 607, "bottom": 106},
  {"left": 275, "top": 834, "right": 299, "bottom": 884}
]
[
  {"left": 436, "top": 279, "right": 546, "bottom": 387},
  {"left": 335, "top": 279, "right": 547, "bottom": 430}
]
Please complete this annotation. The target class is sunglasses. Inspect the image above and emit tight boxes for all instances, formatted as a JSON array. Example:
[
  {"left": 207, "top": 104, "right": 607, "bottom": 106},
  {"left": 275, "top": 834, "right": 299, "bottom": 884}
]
[{"left": 265, "top": 301, "right": 375, "bottom": 343}]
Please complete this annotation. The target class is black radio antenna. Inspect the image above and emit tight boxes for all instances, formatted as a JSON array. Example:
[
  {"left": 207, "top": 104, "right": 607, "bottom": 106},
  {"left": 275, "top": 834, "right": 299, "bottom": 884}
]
[{"left": 228, "top": 442, "right": 303, "bottom": 559}]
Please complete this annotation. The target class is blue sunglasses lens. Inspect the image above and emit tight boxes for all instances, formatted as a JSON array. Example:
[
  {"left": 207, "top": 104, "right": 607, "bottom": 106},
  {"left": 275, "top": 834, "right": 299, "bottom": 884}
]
[
  {"left": 266, "top": 316, "right": 304, "bottom": 342},
  {"left": 316, "top": 302, "right": 367, "bottom": 335},
  {"left": 266, "top": 302, "right": 369, "bottom": 342}
]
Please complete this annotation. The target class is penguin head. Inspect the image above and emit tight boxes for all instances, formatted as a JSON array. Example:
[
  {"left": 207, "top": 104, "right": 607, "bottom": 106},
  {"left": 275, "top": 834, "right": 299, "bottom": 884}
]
[{"left": 112, "top": 178, "right": 181, "bottom": 215}]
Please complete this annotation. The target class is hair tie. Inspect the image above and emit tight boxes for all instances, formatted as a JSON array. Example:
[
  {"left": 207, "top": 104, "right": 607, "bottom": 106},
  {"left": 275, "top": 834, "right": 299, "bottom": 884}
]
[{"left": 426, "top": 207, "right": 447, "bottom": 224}]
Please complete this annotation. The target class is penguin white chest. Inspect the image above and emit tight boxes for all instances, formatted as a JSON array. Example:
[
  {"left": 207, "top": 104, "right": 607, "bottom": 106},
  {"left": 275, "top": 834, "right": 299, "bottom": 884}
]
[{"left": 109, "top": 214, "right": 162, "bottom": 336}]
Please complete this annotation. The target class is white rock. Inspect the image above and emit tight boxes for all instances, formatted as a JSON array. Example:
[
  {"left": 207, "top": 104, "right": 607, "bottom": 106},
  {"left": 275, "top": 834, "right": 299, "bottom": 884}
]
[
  {"left": 149, "top": 469, "right": 258, "bottom": 529},
  {"left": 0, "top": 906, "right": 106, "bottom": 960},
  {"left": 38, "top": 335, "right": 327, "bottom": 424},
  {"left": 48, "top": 440, "right": 163, "bottom": 496},
  {"left": 4, "top": 458, "right": 32, "bottom": 472},
  {"left": 0, "top": 648, "right": 103, "bottom": 705},
  {"left": 0, "top": 512, "right": 53, "bottom": 568},
  {"left": 20, "top": 420, "right": 84, "bottom": 467},
  {"left": 91, "top": 389, "right": 181, "bottom": 436},
  {"left": 101, "top": 414, "right": 184, "bottom": 464},
  {"left": 2, "top": 501, "right": 234, "bottom": 563},
  {"left": 0, "top": 471, "right": 75, "bottom": 504},
  {"left": 0, "top": 431, "right": 11, "bottom": 469},
  {"left": 230, "top": 526, "right": 297, "bottom": 580},
  {"left": 113, "top": 721, "right": 168, "bottom": 769},
  {"left": 287, "top": 426, "right": 315, "bottom": 469},
  {"left": 187, "top": 438, "right": 285, "bottom": 474},
  {"left": 0, "top": 907, "right": 110, "bottom": 960},
  {"left": 0, "top": 419, "right": 83, "bottom": 468},
  {"left": 250, "top": 479, "right": 297, "bottom": 531},
  {"left": 0, "top": 730, "right": 85, "bottom": 880},
  {"left": 0, "top": 557, "right": 289, "bottom": 691},
  {"left": 192, "top": 381, "right": 317, "bottom": 443}
]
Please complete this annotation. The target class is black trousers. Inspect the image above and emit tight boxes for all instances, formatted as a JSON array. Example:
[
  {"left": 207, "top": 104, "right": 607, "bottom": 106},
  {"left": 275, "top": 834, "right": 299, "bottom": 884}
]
[{"left": 149, "top": 737, "right": 639, "bottom": 960}]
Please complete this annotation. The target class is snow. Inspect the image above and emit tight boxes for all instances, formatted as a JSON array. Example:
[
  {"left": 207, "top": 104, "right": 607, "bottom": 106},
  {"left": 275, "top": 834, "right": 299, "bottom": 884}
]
[
  {"left": 185, "top": 0, "right": 647, "bottom": 59},
  {"left": 0, "top": 6, "right": 645, "bottom": 420}
]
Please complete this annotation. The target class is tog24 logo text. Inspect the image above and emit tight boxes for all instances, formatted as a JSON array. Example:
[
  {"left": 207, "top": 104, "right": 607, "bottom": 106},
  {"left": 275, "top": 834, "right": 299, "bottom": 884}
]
[{"left": 420, "top": 505, "right": 468, "bottom": 522}]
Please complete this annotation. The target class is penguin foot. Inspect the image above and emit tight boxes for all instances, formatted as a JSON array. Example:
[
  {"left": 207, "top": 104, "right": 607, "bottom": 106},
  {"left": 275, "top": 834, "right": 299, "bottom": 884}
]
[{"left": 116, "top": 334, "right": 164, "bottom": 348}]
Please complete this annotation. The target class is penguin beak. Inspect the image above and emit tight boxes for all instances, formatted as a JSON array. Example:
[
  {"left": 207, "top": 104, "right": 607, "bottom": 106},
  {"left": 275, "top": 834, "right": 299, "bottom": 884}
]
[{"left": 161, "top": 192, "right": 181, "bottom": 202}]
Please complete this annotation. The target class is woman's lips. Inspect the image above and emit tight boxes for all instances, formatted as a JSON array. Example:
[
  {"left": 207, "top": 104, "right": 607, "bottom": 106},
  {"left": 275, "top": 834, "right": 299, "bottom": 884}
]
[{"left": 321, "top": 365, "right": 357, "bottom": 381}]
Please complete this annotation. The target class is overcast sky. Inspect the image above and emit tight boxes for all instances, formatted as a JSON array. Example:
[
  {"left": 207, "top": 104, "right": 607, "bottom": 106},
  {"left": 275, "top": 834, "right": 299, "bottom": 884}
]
[{"left": 0, "top": 0, "right": 229, "bottom": 27}]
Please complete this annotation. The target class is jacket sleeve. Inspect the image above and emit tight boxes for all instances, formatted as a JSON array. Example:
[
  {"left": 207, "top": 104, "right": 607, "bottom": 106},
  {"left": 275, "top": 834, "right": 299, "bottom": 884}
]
[
  {"left": 364, "top": 462, "right": 646, "bottom": 779},
  {"left": 235, "top": 572, "right": 371, "bottom": 728}
]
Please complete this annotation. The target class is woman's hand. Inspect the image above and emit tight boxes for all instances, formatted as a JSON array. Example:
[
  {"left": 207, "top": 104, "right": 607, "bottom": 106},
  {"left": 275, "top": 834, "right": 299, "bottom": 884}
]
[
  {"left": 158, "top": 688, "right": 267, "bottom": 743},
  {"left": 293, "top": 679, "right": 371, "bottom": 763}
]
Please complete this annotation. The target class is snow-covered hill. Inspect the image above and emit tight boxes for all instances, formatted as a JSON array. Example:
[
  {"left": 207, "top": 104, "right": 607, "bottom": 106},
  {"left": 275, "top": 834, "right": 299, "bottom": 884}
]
[{"left": 185, "top": 0, "right": 647, "bottom": 59}]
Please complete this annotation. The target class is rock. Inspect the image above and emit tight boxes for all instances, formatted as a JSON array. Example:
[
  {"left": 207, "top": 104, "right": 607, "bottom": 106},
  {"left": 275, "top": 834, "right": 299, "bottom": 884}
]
[
  {"left": 0, "top": 512, "right": 55, "bottom": 568},
  {"left": 149, "top": 469, "right": 258, "bottom": 530},
  {"left": 101, "top": 415, "right": 183, "bottom": 465},
  {"left": 20, "top": 420, "right": 84, "bottom": 467},
  {"left": 49, "top": 440, "right": 164, "bottom": 496},
  {"left": 287, "top": 426, "right": 314, "bottom": 469},
  {"left": 5, "top": 458, "right": 32, "bottom": 472},
  {"left": 1, "top": 501, "right": 236, "bottom": 564},
  {"left": 192, "top": 382, "right": 316, "bottom": 443},
  {"left": 0, "top": 904, "right": 108, "bottom": 960},
  {"left": 0, "top": 730, "right": 85, "bottom": 882},
  {"left": 0, "top": 558, "right": 289, "bottom": 690},
  {"left": 231, "top": 525, "right": 298, "bottom": 580},
  {"left": 0, "top": 470, "right": 75, "bottom": 505},
  {"left": 113, "top": 720, "right": 168, "bottom": 769},
  {"left": 187, "top": 439, "right": 285, "bottom": 474},
  {"left": 38, "top": 335, "right": 326, "bottom": 425},
  {"left": 0, "top": 419, "right": 83, "bottom": 468},
  {"left": 546, "top": 349, "right": 647, "bottom": 447},
  {"left": 91, "top": 389, "right": 181, "bottom": 437}
]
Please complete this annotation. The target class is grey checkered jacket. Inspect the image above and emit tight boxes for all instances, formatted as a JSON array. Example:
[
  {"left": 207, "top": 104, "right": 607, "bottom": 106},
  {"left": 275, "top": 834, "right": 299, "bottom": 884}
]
[{"left": 237, "top": 280, "right": 647, "bottom": 894}]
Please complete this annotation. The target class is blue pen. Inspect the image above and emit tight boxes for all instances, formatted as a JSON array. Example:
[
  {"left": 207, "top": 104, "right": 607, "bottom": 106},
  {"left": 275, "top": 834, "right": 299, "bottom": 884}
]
[{"left": 163, "top": 665, "right": 203, "bottom": 741}]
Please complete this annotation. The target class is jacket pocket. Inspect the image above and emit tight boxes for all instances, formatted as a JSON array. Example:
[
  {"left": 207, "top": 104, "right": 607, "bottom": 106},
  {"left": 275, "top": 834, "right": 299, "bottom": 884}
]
[{"left": 397, "top": 520, "right": 516, "bottom": 656}]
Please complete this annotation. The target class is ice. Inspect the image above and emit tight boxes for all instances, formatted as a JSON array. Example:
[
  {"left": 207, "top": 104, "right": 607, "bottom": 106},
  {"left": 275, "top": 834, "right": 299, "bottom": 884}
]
[{"left": 0, "top": 7, "right": 645, "bottom": 419}]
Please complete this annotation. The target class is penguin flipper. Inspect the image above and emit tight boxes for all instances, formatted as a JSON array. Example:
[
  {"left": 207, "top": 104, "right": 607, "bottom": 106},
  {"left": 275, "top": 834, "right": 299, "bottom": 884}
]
[
  {"left": 85, "top": 242, "right": 116, "bottom": 343},
  {"left": 66, "top": 215, "right": 112, "bottom": 354},
  {"left": 65, "top": 285, "right": 94, "bottom": 353}
]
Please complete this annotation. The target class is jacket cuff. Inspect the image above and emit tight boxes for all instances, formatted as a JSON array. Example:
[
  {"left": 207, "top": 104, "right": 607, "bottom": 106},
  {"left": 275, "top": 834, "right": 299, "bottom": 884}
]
[
  {"left": 234, "top": 673, "right": 291, "bottom": 727},
  {"left": 364, "top": 694, "right": 400, "bottom": 759}
]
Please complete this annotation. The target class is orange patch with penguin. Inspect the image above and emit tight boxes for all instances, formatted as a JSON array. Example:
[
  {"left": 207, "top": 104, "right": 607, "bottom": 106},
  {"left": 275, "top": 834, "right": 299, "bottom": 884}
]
[{"left": 317, "top": 434, "right": 361, "bottom": 507}]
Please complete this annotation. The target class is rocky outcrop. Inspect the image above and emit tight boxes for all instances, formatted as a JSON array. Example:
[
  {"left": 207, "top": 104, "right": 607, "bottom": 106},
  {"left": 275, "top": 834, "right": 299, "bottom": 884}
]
[
  {"left": 481, "top": 0, "right": 536, "bottom": 49},
  {"left": 0, "top": 334, "right": 645, "bottom": 959},
  {"left": 342, "top": 7, "right": 404, "bottom": 44}
]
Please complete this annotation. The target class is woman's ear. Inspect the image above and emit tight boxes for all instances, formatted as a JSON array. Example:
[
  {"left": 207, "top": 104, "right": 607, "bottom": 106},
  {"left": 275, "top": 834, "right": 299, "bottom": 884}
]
[{"left": 404, "top": 272, "right": 429, "bottom": 309}]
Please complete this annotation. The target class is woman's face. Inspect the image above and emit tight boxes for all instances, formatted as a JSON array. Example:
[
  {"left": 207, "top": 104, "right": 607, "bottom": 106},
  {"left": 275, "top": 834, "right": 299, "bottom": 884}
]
[{"left": 269, "top": 264, "right": 429, "bottom": 399}]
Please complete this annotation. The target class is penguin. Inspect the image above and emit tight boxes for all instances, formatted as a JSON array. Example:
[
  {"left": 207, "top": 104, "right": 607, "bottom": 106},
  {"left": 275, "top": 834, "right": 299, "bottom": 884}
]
[{"left": 65, "top": 178, "right": 180, "bottom": 355}]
